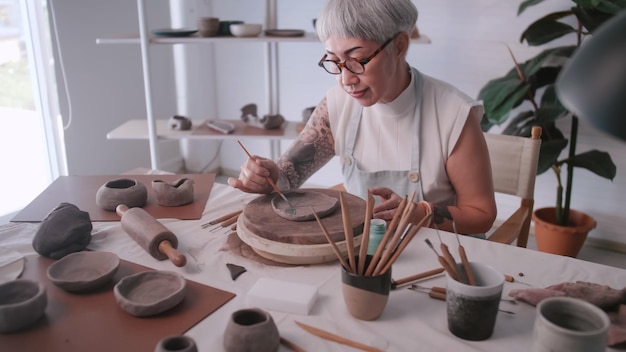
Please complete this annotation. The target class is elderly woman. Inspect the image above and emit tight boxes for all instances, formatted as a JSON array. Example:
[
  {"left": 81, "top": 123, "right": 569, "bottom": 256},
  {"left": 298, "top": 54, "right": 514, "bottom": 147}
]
[{"left": 229, "top": 0, "right": 496, "bottom": 235}]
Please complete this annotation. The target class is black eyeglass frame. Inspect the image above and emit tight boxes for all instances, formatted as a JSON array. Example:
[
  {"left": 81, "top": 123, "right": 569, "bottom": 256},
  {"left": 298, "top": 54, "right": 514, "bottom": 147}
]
[{"left": 317, "top": 33, "right": 399, "bottom": 75}]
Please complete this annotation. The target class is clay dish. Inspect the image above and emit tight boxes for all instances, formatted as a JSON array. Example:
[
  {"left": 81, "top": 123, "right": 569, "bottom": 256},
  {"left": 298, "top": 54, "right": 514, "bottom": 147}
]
[
  {"left": 114, "top": 270, "right": 186, "bottom": 317},
  {"left": 0, "top": 279, "right": 47, "bottom": 333},
  {"left": 47, "top": 251, "right": 120, "bottom": 293},
  {"left": 271, "top": 190, "right": 339, "bottom": 221}
]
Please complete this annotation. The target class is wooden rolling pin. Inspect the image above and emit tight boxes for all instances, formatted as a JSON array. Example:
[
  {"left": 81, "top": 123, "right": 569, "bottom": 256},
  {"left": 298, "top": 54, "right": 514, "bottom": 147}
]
[{"left": 116, "top": 204, "right": 186, "bottom": 267}]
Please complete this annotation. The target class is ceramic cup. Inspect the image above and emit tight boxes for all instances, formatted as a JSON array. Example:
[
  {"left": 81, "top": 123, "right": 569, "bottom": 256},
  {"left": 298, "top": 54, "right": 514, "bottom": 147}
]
[
  {"left": 197, "top": 17, "right": 219, "bottom": 37},
  {"left": 223, "top": 307, "right": 280, "bottom": 352},
  {"left": 154, "top": 335, "right": 197, "bottom": 352},
  {"left": 531, "top": 296, "right": 610, "bottom": 352},
  {"left": 446, "top": 261, "right": 504, "bottom": 341},
  {"left": 341, "top": 255, "right": 392, "bottom": 321}
]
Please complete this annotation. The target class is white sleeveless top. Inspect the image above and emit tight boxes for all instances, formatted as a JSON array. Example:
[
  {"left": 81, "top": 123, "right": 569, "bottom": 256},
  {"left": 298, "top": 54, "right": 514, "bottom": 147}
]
[{"left": 327, "top": 69, "right": 483, "bottom": 205}]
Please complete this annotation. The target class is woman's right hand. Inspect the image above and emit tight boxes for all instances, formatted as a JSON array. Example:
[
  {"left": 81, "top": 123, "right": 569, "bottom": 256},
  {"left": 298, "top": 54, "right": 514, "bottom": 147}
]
[{"left": 227, "top": 155, "right": 280, "bottom": 194}]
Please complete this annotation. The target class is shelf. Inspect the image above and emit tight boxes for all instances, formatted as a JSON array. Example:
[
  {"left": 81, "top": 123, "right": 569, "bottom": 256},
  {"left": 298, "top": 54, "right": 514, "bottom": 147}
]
[
  {"left": 107, "top": 119, "right": 302, "bottom": 141},
  {"left": 96, "top": 32, "right": 432, "bottom": 45}
]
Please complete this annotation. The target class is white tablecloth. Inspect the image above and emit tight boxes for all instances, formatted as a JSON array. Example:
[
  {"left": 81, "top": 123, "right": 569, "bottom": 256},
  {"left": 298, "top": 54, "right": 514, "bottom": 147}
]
[{"left": 1, "top": 183, "right": 624, "bottom": 351}]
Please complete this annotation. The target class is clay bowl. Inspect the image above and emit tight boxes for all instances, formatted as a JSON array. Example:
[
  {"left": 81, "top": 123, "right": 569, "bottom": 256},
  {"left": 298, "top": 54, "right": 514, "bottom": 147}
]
[
  {"left": 114, "top": 270, "right": 186, "bottom": 317},
  {"left": 0, "top": 279, "right": 47, "bottom": 333},
  {"left": 47, "top": 251, "right": 120, "bottom": 293},
  {"left": 230, "top": 23, "right": 262, "bottom": 37}
]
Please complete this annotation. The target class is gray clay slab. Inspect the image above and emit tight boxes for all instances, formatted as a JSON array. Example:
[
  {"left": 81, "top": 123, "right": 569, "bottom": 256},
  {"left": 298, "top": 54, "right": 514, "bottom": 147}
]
[{"left": 271, "top": 190, "right": 339, "bottom": 221}]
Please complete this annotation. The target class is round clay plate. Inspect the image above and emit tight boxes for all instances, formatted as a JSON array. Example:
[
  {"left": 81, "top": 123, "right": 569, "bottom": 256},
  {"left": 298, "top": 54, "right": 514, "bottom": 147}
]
[
  {"left": 270, "top": 190, "right": 339, "bottom": 221},
  {"left": 0, "top": 248, "right": 25, "bottom": 283},
  {"left": 114, "top": 270, "right": 186, "bottom": 317},
  {"left": 47, "top": 251, "right": 120, "bottom": 293}
]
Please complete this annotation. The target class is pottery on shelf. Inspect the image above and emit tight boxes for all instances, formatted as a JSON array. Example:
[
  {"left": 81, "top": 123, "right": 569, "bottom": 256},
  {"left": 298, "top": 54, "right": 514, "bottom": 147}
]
[
  {"left": 155, "top": 335, "right": 198, "bottom": 352},
  {"left": 169, "top": 115, "right": 192, "bottom": 131},
  {"left": 223, "top": 307, "right": 280, "bottom": 352},
  {"left": 47, "top": 251, "right": 120, "bottom": 293},
  {"left": 96, "top": 178, "right": 147, "bottom": 211},
  {"left": 114, "top": 270, "right": 186, "bottom": 317},
  {"left": 0, "top": 279, "right": 47, "bottom": 333},
  {"left": 151, "top": 178, "right": 194, "bottom": 207}
]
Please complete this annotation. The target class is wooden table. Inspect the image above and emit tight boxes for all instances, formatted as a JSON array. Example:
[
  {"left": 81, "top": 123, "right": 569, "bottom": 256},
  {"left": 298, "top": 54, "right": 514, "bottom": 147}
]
[{"left": 1, "top": 183, "right": 625, "bottom": 351}]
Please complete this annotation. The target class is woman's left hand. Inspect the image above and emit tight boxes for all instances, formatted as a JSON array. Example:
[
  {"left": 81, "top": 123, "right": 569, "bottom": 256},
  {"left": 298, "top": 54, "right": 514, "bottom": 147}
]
[{"left": 370, "top": 187, "right": 403, "bottom": 221}]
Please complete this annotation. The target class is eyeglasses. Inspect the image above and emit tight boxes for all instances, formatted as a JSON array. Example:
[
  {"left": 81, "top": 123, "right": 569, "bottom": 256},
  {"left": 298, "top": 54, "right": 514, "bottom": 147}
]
[{"left": 318, "top": 34, "right": 398, "bottom": 75}]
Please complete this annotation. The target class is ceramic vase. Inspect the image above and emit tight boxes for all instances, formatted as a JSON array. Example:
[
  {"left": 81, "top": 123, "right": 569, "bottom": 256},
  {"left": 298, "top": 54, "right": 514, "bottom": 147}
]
[
  {"left": 341, "top": 255, "right": 391, "bottom": 321},
  {"left": 223, "top": 308, "right": 280, "bottom": 352},
  {"left": 151, "top": 178, "right": 194, "bottom": 207},
  {"left": 532, "top": 207, "right": 597, "bottom": 257},
  {"left": 154, "top": 335, "right": 198, "bottom": 352},
  {"left": 96, "top": 178, "right": 147, "bottom": 211}
]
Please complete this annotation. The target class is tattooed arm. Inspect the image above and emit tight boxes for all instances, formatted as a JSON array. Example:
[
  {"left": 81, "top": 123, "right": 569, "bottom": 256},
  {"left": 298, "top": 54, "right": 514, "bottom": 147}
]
[
  {"left": 227, "top": 98, "right": 336, "bottom": 194},
  {"left": 277, "top": 98, "right": 336, "bottom": 189}
]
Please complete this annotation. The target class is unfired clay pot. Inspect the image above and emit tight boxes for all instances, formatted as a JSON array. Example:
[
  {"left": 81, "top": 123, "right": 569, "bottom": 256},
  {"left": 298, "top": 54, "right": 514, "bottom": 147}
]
[
  {"left": 154, "top": 335, "right": 198, "bottom": 352},
  {"left": 0, "top": 279, "right": 47, "bottom": 333},
  {"left": 151, "top": 178, "right": 194, "bottom": 207},
  {"left": 96, "top": 178, "right": 147, "bottom": 211},
  {"left": 223, "top": 308, "right": 279, "bottom": 352}
]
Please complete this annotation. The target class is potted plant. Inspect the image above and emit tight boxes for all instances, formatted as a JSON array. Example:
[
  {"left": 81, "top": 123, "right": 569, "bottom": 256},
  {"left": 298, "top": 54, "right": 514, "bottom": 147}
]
[{"left": 478, "top": 0, "right": 621, "bottom": 256}]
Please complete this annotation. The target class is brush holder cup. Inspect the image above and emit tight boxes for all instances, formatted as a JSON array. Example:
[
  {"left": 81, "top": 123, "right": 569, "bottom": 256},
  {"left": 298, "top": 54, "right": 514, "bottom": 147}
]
[
  {"left": 341, "top": 255, "right": 392, "bottom": 321},
  {"left": 531, "top": 296, "right": 609, "bottom": 352},
  {"left": 446, "top": 262, "right": 504, "bottom": 341},
  {"left": 223, "top": 307, "right": 280, "bottom": 352}
]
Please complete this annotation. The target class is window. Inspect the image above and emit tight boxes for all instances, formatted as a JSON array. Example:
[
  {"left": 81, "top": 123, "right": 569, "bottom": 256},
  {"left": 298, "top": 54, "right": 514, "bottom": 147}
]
[{"left": 0, "top": 0, "right": 65, "bottom": 222}]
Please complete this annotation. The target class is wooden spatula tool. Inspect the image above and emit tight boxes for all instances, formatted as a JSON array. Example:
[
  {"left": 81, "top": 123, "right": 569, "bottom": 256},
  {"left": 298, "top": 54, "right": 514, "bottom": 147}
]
[{"left": 116, "top": 204, "right": 186, "bottom": 267}]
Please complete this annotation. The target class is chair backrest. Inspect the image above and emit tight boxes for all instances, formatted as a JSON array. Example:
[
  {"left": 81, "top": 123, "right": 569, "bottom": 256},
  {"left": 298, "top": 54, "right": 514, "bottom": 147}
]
[{"left": 484, "top": 126, "right": 542, "bottom": 247}]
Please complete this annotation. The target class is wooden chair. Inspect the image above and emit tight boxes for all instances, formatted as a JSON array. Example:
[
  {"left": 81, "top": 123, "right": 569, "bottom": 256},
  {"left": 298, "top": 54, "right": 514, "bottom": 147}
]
[
  {"left": 485, "top": 126, "right": 542, "bottom": 247},
  {"left": 329, "top": 126, "right": 542, "bottom": 248}
]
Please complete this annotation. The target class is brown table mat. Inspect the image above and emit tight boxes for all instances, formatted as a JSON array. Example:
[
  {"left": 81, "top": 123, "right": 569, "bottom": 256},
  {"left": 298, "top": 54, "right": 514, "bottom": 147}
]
[
  {"left": 11, "top": 173, "right": 215, "bottom": 222},
  {"left": 0, "top": 255, "right": 235, "bottom": 352},
  {"left": 192, "top": 120, "right": 286, "bottom": 136}
]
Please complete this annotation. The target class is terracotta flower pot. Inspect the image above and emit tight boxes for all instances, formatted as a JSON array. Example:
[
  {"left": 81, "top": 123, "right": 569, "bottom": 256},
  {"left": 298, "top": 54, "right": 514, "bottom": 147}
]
[{"left": 532, "top": 207, "right": 597, "bottom": 257}]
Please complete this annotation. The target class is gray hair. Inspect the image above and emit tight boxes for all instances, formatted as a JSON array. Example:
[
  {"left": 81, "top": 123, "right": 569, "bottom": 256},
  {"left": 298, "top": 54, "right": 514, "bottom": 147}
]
[{"left": 316, "top": 0, "right": 418, "bottom": 45}]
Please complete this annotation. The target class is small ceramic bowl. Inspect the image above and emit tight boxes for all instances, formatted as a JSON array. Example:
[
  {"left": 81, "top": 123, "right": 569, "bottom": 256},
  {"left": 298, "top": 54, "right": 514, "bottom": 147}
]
[
  {"left": 230, "top": 24, "right": 263, "bottom": 37},
  {"left": 114, "top": 270, "right": 186, "bottom": 317},
  {"left": 0, "top": 279, "right": 47, "bottom": 333},
  {"left": 47, "top": 251, "right": 120, "bottom": 293}
]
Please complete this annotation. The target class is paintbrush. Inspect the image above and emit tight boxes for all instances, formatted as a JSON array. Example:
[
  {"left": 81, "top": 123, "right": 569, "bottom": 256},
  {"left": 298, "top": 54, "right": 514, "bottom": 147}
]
[{"left": 236, "top": 140, "right": 295, "bottom": 212}]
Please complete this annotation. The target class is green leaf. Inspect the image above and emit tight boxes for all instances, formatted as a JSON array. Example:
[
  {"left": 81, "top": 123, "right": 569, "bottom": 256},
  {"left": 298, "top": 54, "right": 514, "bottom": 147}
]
[
  {"left": 520, "top": 46, "right": 574, "bottom": 78},
  {"left": 572, "top": 6, "right": 616, "bottom": 32},
  {"left": 518, "top": 0, "right": 547, "bottom": 15},
  {"left": 521, "top": 19, "right": 576, "bottom": 45},
  {"left": 502, "top": 110, "right": 536, "bottom": 136},
  {"left": 567, "top": 150, "right": 617, "bottom": 180},
  {"left": 478, "top": 77, "right": 530, "bottom": 124},
  {"left": 538, "top": 138, "right": 568, "bottom": 174}
]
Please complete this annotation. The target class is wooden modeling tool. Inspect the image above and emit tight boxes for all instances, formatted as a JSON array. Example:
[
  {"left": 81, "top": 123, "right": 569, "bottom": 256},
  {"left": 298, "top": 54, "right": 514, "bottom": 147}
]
[
  {"left": 116, "top": 204, "right": 186, "bottom": 267},
  {"left": 339, "top": 192, "right": 357, "bottom": 273},
  {"left": 391, "top": 267, "right": 445, "bottom": 289},
  {"left": 425, "top": 238, "right": 459, "bottom": 281},
  {"left": 311, "top": 207, "right": 351, "bottom": 271},
  {"left": 357, "top": 191, "right": 374, "bottom": 275},
  {"left": 236, "top": 140, "right": 295, "bottom": 214},
  {"left": 434, "top": 227, "right": 462, "bottom": 283},
  {"left": 453, "top": 222, "right": 476, "bottom": 285},
  {"left": 364, "top": 196, "right": 408, "bottom": 276},
  {"left": 294, "top": 321, "right": 384, "bottom": 352}
]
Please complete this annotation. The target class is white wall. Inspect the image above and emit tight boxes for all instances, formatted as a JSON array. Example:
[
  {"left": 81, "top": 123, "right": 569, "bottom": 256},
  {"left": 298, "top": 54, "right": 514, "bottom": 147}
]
[{"left": 51, "top": 0, "right": 626, "bottom": 245}]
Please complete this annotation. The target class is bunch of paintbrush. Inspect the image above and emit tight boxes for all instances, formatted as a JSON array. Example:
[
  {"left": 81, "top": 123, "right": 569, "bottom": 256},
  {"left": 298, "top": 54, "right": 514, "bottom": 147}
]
[{"left": 314, "top": 191, "right": 433, "bottom": 276}]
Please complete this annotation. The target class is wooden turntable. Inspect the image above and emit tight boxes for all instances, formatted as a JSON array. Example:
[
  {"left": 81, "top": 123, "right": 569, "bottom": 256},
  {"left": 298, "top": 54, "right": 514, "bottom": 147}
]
[{"left": 237, "top": 189, "right": 366, "bottom": 264}]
